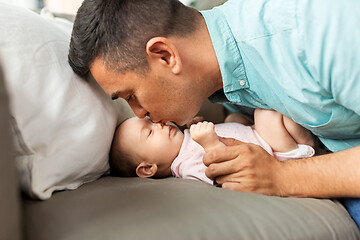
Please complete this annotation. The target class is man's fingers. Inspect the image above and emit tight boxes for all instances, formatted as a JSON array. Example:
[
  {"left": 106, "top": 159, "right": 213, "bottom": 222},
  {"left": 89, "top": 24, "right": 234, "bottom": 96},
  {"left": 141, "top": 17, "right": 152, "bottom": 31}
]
[
  {"left": 222, "top": 182, "right": 246, "bottom": 192},
  {"left": 219, "top": 137, "right": 245, "bottom": 146},
  {"left": 215, "top": 172, "right": 246, "bottom": 185},
  {"left": 222, "top": 181, "right": 275, "bottom": 196},
  {"left": 203, "top": 142, "right": 248, "bottom": 166},
  {"left": 205, "top": 158, "right": 245, "bottom": 180}
]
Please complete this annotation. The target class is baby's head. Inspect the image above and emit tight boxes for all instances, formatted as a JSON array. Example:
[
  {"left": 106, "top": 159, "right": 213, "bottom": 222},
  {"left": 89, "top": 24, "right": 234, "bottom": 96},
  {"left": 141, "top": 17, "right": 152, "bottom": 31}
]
[{"left": 110, "top": 117, "right": 184, "bottom": 178}]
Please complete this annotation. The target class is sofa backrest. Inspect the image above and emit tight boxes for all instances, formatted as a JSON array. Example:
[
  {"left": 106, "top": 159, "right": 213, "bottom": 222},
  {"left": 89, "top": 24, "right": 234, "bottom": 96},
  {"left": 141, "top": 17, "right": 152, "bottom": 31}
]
[{"left": 0, "top": 63, "right": 22, "bottom": 240}]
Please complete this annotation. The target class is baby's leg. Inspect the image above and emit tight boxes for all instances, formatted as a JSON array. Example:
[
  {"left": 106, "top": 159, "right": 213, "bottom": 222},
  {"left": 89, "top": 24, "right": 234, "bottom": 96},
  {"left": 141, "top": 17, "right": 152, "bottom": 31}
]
[
  {"left": 254, "top": 109, "right": 313, "bottom": 152},
  {"left": 282, "top": 115, "right": 317, "bottom": 148},
  {"left": 190, "top": 122, "right": 225, "bottom": 151}
]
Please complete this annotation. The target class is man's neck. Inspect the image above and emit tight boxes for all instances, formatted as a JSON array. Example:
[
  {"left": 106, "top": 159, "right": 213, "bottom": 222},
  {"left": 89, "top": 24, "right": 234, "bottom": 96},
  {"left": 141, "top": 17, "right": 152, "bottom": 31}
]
[{"left": 196, "top": 15, "right": 223, "bottom": 96}]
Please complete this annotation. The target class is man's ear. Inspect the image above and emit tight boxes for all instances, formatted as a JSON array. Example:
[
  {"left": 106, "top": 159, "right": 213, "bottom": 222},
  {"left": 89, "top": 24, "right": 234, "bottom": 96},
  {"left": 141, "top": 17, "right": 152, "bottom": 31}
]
[
  {"left": 146, "top": 37, "right": 182, "bottom": 74},
  {"left": 136, "top": 162, "right": 158, "bottom": 178}
]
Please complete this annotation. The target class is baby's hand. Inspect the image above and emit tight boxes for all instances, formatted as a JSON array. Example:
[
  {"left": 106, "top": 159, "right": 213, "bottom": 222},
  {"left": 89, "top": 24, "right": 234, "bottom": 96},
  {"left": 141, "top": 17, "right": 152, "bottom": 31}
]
[{"left": 190, "top": 121, "right": 224, "bottom": 151}]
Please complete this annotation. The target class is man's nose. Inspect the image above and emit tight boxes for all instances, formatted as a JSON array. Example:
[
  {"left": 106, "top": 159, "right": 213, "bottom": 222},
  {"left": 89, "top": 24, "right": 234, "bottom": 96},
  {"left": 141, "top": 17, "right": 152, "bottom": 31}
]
[
  {"left": 151, "top": 117, "right": 165, "bottom": 124},
  {"left": 132, "top": 105, "right": 148, "bottom": 119}
]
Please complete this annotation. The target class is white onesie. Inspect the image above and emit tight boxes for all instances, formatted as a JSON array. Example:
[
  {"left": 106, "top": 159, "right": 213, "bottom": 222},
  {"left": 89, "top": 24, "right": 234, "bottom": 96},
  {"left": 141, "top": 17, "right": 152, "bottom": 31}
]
[{"left": 170, "top": 123, "right": 314, "bottom": 185}]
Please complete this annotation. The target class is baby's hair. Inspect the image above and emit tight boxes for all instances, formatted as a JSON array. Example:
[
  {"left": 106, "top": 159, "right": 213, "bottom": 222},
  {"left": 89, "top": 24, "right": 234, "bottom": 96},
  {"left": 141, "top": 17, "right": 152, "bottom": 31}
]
[{"left": 109, "top": 124, "right": 139, "bottom": 177}]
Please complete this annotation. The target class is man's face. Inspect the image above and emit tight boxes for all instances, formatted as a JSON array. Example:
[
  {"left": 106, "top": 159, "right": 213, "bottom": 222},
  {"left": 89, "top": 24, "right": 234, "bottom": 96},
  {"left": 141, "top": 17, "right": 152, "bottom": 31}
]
[{"left": 90, "top": 58, "right": 205, "bottom": 126}]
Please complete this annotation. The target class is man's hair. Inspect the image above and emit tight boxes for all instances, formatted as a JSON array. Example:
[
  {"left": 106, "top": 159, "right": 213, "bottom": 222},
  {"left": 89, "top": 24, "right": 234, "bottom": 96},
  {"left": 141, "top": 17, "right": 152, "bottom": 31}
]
[
  {"left": 109, "top": 125, "right": 139, "bottom": 177},
  {"left": 68, "top": 0, "right": 201, "bottom": 78}
]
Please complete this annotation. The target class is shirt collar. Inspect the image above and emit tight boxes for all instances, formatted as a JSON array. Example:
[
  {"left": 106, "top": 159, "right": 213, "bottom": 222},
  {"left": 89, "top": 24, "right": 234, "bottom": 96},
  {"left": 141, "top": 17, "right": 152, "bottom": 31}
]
[{"left": 201, "top": 8, "right": 249, "bottom": 96}]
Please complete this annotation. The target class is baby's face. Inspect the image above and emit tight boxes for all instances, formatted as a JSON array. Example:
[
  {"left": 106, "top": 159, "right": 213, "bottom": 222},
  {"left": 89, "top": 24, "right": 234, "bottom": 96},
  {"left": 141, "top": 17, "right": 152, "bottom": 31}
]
[{"left": 120, "top": 117, "right": 184, "bottom": 171}]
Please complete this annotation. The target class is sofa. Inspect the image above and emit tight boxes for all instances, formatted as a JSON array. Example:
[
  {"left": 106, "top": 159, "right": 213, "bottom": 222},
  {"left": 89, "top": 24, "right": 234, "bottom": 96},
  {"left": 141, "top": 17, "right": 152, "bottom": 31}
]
[{"left": 1, "top": 3, "right": 360, "bottom": 240}]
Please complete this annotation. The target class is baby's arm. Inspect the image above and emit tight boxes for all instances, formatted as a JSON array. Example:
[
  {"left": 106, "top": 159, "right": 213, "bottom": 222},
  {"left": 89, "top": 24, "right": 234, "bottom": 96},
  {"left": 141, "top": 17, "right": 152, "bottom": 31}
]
[
  {"left": 254, "top": 109, "right": 316, "bottom": 153},
  {"left": 190, "top": 122, "right": 225, "bottom": 151}
]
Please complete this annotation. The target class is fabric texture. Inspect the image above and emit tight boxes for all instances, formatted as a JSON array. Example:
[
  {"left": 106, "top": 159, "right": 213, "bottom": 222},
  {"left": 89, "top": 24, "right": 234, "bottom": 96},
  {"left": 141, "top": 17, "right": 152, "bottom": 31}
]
[
  {"left": 202, "top": 0, "right": 360, "bottom": 153},
  {"left": 171, "top": 123, "right": 314, "bottom": 184},
  {"left": 0, "top": 3, "right": 133, "bottom": 199}
]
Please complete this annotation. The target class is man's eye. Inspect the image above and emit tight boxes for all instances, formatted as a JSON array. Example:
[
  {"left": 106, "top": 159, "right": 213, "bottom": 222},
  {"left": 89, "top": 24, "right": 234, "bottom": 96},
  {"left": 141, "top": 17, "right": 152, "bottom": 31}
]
[{"left": 127, "top": 95, "right": 133, "bottom": 102}]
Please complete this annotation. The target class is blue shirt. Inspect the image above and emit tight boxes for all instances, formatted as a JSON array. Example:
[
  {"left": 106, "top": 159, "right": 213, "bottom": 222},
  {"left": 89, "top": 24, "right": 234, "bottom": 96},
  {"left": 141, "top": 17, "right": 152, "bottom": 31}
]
[{"left": 201, "top": 0, "right": 360, "bottom": 152}]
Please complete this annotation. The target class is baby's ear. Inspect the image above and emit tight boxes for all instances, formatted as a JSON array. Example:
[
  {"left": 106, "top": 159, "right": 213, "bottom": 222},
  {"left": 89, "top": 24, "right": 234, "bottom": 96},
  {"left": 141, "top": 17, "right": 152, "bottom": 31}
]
[{"left": 136, "top": 162, "right": 158, "bottom": 178}]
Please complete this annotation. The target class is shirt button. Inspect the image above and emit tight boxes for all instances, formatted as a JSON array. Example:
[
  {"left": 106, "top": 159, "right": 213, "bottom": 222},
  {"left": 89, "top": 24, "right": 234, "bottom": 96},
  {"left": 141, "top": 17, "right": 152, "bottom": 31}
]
[{"left": 239, "top": 80, "right": 246, "bottom": 86}]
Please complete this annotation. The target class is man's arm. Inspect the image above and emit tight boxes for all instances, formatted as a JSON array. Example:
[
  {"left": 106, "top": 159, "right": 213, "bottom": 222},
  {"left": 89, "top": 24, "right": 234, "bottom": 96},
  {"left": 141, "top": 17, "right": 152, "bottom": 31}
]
[
  {"left": 203, "top": 138, "right": 360, "bottom": 198},
  {"left": 276, "top": 146, "right": 360, "bottom": 197}
]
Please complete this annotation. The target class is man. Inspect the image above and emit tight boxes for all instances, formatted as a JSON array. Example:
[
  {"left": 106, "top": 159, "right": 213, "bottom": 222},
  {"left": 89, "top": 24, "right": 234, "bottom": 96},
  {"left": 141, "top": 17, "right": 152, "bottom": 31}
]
[{"left": 68, "top": 0, "right": 360, "bottom": 226}]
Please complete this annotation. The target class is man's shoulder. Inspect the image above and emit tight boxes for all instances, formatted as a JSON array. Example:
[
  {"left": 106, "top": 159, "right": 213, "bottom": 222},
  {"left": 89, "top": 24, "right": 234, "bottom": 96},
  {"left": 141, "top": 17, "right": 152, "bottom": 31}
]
[{"left": 224, "top": 0, "right": 297, "bottom": 42}]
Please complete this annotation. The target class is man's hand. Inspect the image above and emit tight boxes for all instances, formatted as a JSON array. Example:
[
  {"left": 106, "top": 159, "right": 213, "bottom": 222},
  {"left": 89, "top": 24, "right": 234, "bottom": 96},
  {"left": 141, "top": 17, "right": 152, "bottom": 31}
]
[
  {"left": 203, "top": 137, "right": 285, "bottom": 196},
  {"left": 190, "top": 121, "right": 224, "bottom": 151},
  {"left": 203, "top": 138, "right": 360, "bottom": 198}
]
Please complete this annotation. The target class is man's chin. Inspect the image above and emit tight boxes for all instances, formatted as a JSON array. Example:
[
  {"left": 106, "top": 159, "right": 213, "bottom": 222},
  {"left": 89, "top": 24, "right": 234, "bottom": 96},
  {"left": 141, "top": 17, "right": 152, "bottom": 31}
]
[
  {"left": 175, "top": 121, "right": 186, "bottom": 127},
  {"left": 155, "top": 116, "right": 193, "bottom": 127},
  {"left": 175, "top": 117, "right": 195, "bottom": 127}
]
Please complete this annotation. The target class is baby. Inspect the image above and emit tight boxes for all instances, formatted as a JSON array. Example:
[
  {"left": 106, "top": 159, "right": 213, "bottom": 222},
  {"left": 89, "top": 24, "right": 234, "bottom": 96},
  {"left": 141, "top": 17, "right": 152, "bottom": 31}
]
[{"left": 109, "top": 109, "right": 317, "bottom": 184}]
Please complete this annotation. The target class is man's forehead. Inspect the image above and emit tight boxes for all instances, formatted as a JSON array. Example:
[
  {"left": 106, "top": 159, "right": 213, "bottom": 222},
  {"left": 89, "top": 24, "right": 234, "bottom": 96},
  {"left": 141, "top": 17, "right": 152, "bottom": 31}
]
[
  {"left": 90, "top": 59, "right": 132, "bottom": 96},
  {"left": 90, "top": 58, "right": 109, "bottom": 79},
  {"left": 91, "top": 58, "right": 140, "bottom": 80}
]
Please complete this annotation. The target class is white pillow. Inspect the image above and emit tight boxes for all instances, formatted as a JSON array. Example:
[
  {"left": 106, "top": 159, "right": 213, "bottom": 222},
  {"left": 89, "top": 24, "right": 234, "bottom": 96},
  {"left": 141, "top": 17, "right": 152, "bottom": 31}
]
[{"left": 0, "top": 3, "right": 133, "bottom": 199}]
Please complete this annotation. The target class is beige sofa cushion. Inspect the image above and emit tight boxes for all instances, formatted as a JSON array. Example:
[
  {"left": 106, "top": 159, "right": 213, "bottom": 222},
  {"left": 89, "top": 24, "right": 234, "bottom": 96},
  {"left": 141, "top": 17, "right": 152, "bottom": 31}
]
[{"left": 23, "top": 176, "right": 360, "bottom": 240}]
